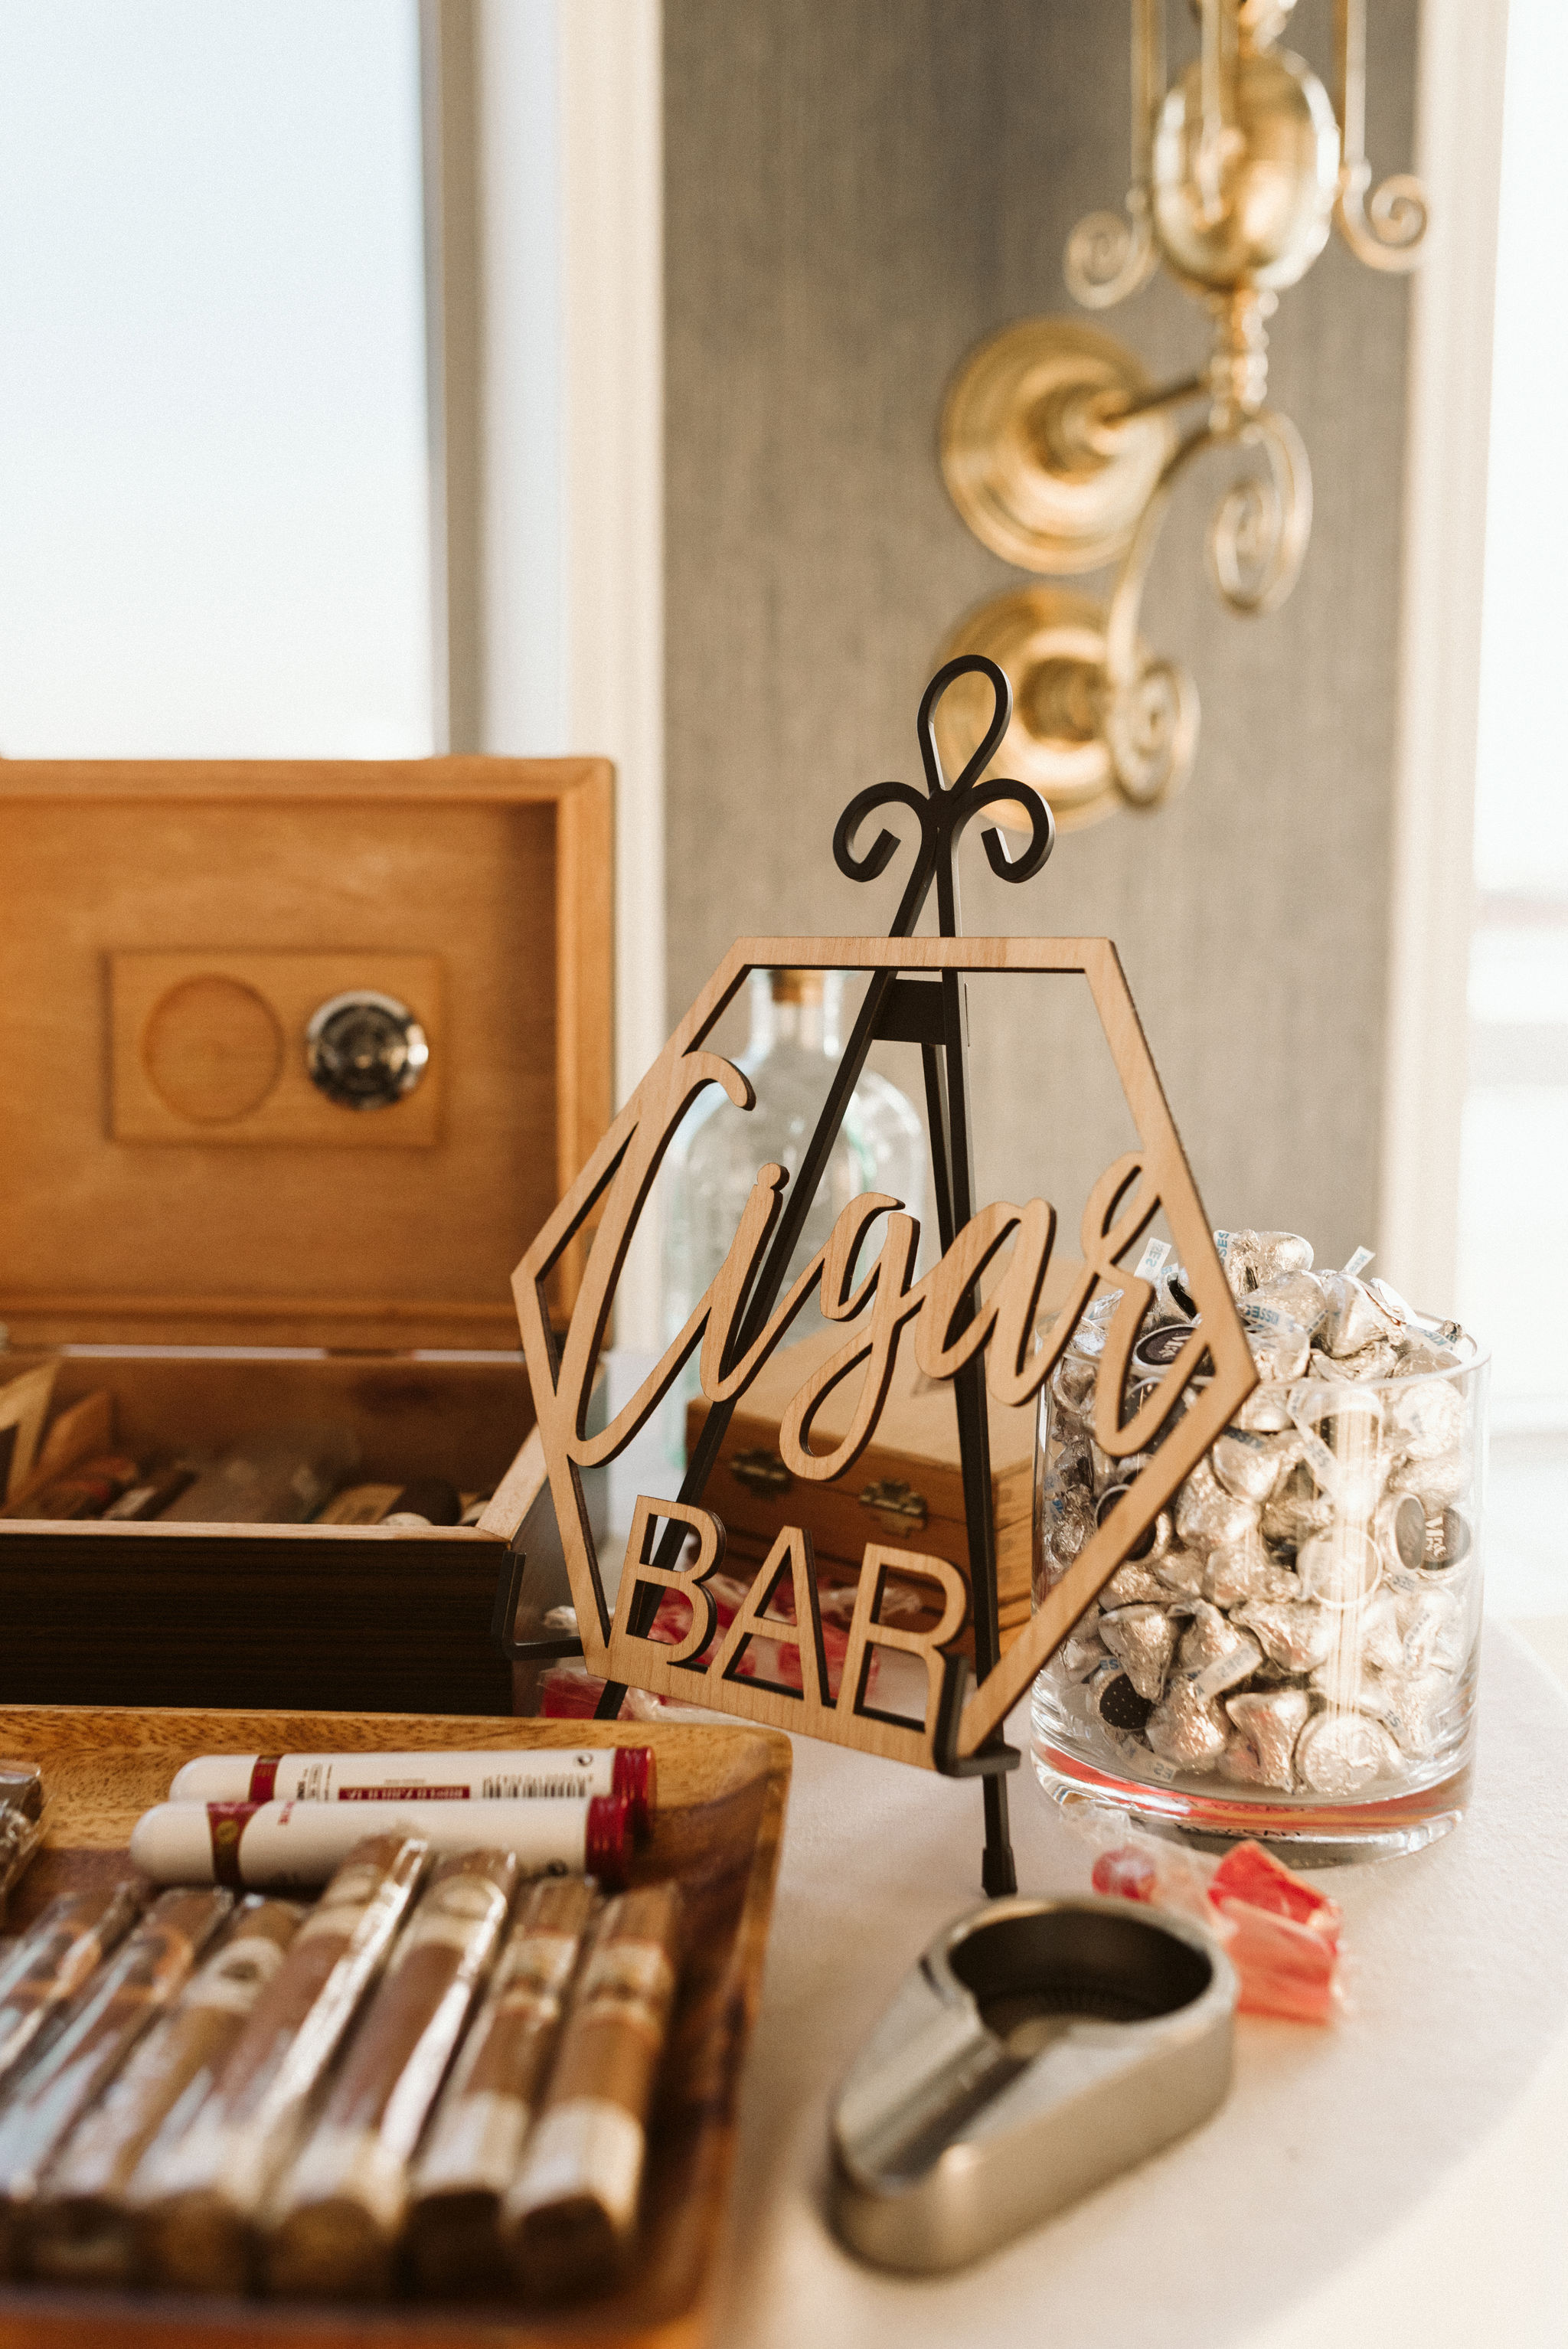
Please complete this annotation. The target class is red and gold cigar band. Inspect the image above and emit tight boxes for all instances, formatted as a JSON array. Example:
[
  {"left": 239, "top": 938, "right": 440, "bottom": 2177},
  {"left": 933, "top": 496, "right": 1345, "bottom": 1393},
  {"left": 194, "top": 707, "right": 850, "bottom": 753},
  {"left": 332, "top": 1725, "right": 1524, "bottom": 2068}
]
[{"left": 205, "top": 1803, "right": 260, "bottom": 1890}]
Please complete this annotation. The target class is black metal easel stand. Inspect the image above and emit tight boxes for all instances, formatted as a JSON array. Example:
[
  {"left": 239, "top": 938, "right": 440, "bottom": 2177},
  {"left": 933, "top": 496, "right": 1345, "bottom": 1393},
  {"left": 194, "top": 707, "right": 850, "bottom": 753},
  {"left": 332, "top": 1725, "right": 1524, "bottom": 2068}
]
[{"left": 510, "top": 658, "right": 1053, "bottom": 1897}]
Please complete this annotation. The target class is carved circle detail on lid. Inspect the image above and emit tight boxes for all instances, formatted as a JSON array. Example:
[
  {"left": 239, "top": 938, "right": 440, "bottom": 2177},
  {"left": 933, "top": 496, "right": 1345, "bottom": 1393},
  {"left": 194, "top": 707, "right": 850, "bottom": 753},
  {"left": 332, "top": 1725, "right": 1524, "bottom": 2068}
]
[{"left": 142, "top": 975, "right": 285, "bottom": 1125}]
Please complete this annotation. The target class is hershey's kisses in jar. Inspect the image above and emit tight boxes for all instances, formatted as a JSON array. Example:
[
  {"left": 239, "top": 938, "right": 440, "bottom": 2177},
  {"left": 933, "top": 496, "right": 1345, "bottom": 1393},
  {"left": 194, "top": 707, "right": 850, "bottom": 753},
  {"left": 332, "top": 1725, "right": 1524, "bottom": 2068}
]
[{"left": 1030, "top": 1230, "right": 1487, "bottom": 1861}]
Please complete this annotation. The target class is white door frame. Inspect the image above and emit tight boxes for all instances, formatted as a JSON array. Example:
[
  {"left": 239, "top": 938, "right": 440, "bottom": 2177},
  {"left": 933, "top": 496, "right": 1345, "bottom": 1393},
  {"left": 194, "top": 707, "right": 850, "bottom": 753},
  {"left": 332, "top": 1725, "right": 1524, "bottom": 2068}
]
[
  {"left": 423, "top": 0, "right": 665, "bottom": 1349},
  {"left": 1378, "top": 0, "right": 1511, "bottom": 1313}
]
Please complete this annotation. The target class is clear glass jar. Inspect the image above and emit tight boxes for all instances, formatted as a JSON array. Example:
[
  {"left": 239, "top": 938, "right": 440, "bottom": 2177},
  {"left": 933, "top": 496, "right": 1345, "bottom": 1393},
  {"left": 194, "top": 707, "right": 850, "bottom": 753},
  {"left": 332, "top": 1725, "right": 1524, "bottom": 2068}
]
[
  {"left": 1030, "top": 1266, "right": 1488, "bottom": 1862},
  {"left": 661, "top": 968, "right": 926, "bottom": 1461}
]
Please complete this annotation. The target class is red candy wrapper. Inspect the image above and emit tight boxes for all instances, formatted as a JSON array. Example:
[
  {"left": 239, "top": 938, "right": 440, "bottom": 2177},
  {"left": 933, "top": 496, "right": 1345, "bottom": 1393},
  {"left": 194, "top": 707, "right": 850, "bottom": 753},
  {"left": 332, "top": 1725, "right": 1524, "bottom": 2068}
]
[
  {"left": 1091, "top": 1848, "right": 1159, "bottom": 1904},
  {"left": 1209, "top": 1841, "right": 1342, "bottom": 1951},
  {"left": 1211, "top": 1895, "right": 1338, "bottom": 2024},
  {"left": 1079, "top": 1814, "right": 1346, "bottom": 2025}
]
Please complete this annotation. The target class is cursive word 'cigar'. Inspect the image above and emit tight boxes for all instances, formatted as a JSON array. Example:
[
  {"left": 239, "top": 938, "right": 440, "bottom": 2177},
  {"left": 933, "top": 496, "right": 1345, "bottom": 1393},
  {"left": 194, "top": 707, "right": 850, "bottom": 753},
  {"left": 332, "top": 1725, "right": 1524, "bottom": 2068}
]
[
  {"left": 503, "top": 1881, "right": 682, "bottom": 2300},
  {"left": 407, "top": 1877, "right": 599, "bottom": 2298},
  {"left": 171, "top": 1747, "right": 655, "bottom": 1837},
  {"left": 266, "top": 1850, "right": 518, "bottom": 2299},
  {"left": 0, "top": 1889, "right": 230, "bottom": 2272},
  {"left": 130, "top": 1796, "right": 630, "bottom": 1894},
  {"left": 26, "top": 1898, "right": 303, "bottom": 2287},
  {"left": 135, "top": 1834, "right": 426, "bottom": 2295}
]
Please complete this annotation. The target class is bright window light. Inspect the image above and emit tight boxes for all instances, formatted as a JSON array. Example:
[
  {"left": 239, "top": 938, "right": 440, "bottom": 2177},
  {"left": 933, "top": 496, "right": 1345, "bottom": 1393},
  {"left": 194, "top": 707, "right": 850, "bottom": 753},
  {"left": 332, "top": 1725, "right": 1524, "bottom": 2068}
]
[{"left": 0, "top": 0, "right": 432, "bottom": 758}]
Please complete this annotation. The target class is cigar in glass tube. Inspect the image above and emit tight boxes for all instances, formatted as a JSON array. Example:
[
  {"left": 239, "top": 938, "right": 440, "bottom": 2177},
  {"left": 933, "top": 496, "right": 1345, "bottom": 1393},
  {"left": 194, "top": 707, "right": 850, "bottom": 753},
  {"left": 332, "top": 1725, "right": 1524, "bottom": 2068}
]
[
  {"left": 502, "top": 1882, "right": 683, "bottom": 2300},
  {"left": 0, "top": 1888, "right": 230, "bottom": 2272},
  {"left": 135, "top": 1833, "right": 426, "bottom": 2295},
  {"left": 130, "top": 1795, "right": 631, "bottom": 1894},
  {"left": 25, "top": 1897, "right": 303, "bottom": 2287},
  {"left": 171, "top": 1746, "right": 656, "bottom": 1837},
  {"left": 407, "top": 1877, "right": 599, "bottom": 2298},
  {"left": 265, "top": 1850, "right": 518, "bottom": 2298},
  {"left": 0, "top": 1882, "right": 145, "bottom": 2094}
]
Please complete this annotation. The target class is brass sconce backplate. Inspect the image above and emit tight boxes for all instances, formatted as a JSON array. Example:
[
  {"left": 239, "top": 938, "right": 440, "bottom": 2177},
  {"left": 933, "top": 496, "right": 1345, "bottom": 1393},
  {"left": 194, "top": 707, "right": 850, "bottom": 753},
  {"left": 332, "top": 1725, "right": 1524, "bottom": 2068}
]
[
  {"left": 936, "top": 0, "right": 1426, "bottom": 827},
  {"left": 940, "top": 319, "right": 1178, "bottom": 577},
  {"left": 933, "top": 585, "right": 1191, "bottom": 834}
]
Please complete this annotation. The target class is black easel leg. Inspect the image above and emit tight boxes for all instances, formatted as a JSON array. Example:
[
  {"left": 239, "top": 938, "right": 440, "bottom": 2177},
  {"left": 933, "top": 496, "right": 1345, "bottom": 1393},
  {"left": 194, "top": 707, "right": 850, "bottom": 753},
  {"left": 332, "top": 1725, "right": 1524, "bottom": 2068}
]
[{"left": 982, "top": 1773, "right": 1017, "bottom": 1898}]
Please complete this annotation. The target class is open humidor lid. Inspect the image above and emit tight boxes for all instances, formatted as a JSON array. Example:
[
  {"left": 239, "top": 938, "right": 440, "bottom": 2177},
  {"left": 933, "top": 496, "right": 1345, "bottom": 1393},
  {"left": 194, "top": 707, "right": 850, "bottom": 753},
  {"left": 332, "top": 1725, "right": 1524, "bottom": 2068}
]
[{"left": 0, "top": 756, "right": 612, "bottom": 1353}]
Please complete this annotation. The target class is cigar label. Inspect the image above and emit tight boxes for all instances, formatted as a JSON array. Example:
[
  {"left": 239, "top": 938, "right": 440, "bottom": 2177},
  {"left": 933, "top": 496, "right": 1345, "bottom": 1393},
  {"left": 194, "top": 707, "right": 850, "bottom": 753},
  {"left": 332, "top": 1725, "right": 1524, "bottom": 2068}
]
[
  {"left": 266, "top": 1851, "right": 518, "bottom": 2299},
  {"left": 26, "top": 1898, "right": 302, "bottom": 2288},
  {"left": 0, "top": 1882, "right": 144, "bottom": 2095},
  {"left": 0, "top": 1888, "right": 230, "bottom": 2270},
  {"left": 134, "top": 1833, "right": 427, "bottom": 2295},
  {"left": 503, "top": 1881, "right": 683, "bottom": 2298},
  {"left": 130, "top": 1795, "right": 631, "bottom": 1894},
  {"left": 407, "top": 1877, "right": 599, "bottom": 2299},
  {"left": 170, "top": 1747, "right": 656, "bottom": 1837}
]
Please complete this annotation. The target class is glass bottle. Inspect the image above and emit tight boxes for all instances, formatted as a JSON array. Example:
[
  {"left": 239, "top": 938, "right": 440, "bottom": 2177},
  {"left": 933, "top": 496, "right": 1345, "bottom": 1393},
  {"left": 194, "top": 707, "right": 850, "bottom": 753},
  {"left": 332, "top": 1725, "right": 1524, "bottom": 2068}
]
[{"left": 661, "top": 969, "right": 926, "bottom": 1463}]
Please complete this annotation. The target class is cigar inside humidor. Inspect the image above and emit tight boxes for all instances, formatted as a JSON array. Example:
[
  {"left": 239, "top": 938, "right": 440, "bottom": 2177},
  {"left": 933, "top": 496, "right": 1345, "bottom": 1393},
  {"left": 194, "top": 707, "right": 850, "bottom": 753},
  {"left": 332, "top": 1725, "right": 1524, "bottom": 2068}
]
[{"left": 407, "top": 1877, "right": 600, "bottom": 2299}]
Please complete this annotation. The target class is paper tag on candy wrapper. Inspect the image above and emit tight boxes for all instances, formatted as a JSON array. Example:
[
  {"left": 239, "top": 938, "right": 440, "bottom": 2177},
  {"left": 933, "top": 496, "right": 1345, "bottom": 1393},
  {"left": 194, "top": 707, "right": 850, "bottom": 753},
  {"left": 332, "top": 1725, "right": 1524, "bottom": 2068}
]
[
  {"left": 1134, "top": 1237, "right": 1171, "bottom": 1282},
  {"left": 1342, "top": 1246, "right": 1375, "bottom": 1278}
]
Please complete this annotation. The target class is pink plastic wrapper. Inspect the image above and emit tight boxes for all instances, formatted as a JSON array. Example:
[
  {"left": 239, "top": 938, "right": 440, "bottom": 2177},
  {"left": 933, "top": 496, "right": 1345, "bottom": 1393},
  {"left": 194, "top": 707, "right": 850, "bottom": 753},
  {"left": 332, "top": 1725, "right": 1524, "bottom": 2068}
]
[{"left": 1081, "top": 1816, "right": 1346, "bottom": 2024}]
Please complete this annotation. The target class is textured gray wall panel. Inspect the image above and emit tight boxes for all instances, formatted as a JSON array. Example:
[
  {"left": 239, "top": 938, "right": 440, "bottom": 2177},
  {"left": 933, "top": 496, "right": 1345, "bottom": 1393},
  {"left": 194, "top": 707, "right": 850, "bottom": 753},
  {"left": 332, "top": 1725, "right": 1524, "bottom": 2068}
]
[{"left": 665, "top": 0, "right": 1416, "bottom": 1267}]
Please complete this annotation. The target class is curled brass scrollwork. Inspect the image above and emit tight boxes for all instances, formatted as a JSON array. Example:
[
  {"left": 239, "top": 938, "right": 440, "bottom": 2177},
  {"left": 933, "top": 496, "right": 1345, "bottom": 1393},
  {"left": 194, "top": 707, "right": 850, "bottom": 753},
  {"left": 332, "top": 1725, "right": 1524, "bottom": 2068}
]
[
  {"left": 1064, "top": 195, "right": 1158, "bottom": 312},
  {"left": 1205, "top": 410, "right": 1312, "bottom": 616},
  {"left": 935, "top": 0, "right": 1424, "bottom": 821}
]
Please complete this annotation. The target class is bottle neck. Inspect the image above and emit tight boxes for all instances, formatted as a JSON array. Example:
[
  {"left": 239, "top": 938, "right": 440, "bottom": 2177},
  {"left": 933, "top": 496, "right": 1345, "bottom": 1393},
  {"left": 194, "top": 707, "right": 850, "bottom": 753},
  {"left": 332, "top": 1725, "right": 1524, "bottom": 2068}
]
[{"left": 746, "top": 971, "right": 843, "bottom": 1058}]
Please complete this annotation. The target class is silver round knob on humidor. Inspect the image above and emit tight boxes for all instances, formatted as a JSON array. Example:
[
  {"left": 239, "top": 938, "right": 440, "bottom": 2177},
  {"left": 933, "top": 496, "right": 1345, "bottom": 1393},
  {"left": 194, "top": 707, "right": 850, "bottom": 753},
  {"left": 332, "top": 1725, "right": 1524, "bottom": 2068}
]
[{"left": 304, "top": 991, "right": 429, "bottom": 1111}]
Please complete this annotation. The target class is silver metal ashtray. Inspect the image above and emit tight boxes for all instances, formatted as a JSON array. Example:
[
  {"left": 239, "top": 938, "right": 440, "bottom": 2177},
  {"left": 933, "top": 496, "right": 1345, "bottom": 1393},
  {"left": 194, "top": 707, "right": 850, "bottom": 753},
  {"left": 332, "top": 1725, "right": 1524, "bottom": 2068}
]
[{"left": 830, "top": 1893, "right": 1236, "bottom": 2272}]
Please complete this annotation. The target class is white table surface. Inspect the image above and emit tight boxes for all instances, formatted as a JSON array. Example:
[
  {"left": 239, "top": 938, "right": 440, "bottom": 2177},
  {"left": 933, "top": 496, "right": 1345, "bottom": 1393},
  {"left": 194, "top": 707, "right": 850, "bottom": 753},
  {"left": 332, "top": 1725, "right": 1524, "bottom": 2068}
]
[{"left": 707, "top": 1619, "right": 1568, "bottom": 2349}]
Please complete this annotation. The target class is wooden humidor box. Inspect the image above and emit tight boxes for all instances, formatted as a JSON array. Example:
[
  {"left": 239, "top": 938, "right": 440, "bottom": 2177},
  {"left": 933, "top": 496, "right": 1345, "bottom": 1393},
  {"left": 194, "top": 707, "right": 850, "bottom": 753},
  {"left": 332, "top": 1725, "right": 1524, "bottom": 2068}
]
[
  {"left": 0, "top": 1703, "right": 791, "bottom": 2347},
  {"left": 686, "top": 1320, "right": 1035, "bottom": 1650},
  {"left": 0, "top": 756, "right": 612, "bottom": 1717}
]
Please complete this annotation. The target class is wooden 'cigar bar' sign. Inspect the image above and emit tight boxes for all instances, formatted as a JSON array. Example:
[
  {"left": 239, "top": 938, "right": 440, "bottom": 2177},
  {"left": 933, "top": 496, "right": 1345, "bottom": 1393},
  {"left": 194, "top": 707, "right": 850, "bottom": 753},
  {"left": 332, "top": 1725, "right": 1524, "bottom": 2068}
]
[{"left": 508, "top": 663, "right": 1256, "bottom": 1830}]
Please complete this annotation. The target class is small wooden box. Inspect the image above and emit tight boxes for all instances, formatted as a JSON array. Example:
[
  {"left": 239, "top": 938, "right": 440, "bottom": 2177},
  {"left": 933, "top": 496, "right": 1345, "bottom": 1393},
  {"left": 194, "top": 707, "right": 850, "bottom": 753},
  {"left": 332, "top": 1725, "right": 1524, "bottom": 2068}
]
[
  {"left": 686, "top": 1322, "right": 1035, "bottom": 1650},
  {"left": 0, "top": 756, "right": 612, "bottom": 1717}
]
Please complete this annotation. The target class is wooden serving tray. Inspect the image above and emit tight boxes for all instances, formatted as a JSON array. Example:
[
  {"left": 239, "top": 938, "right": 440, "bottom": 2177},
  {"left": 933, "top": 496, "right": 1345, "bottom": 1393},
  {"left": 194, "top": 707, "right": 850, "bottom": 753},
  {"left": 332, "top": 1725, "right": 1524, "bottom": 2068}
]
[{"left": 0, "top": 1707, "right": 792, "bottom": 2349}]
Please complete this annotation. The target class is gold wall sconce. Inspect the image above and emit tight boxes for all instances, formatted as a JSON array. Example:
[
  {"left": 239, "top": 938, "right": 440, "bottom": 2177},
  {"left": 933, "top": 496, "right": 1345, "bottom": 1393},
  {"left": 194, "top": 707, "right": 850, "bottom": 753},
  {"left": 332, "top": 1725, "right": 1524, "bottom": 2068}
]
[{"left": 936, "top": 0, "right": 1426, "bottom": 829}]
